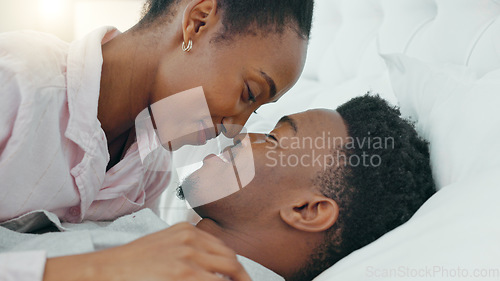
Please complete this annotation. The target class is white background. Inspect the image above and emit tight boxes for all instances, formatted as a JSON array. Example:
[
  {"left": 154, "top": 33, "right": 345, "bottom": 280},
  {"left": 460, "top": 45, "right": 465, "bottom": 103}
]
[{"left": 0, "top": 0, "right": 143, "bottom": 41}]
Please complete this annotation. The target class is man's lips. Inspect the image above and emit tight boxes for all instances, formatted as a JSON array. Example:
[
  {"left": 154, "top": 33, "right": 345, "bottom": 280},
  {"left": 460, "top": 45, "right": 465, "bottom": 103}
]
[
  {"left": 202, "top": 141, "right": 243, "bottom": 164},
  {"left": 203, "top": 152, "right": 231, "bottom": 164}
]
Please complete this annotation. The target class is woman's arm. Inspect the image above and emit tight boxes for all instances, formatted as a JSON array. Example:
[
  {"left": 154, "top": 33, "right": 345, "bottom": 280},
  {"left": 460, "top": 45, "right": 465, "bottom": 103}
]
[{"left": 43, "top": 223, "right": 251, "bottom": 281}]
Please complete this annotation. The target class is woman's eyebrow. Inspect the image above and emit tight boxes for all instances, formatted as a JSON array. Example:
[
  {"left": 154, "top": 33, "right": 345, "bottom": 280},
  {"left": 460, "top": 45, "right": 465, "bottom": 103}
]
[
  {"left": 259, "top": 70, "right": 277, "bottom": 100},
  {"left": 277, "top": 115, "right": 298, "bottom": 135}
]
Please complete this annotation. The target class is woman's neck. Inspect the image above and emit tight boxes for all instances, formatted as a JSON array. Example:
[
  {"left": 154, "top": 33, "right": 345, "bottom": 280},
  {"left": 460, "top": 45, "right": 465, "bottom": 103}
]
[{"left": 98, "top": 31, "right": 156, "bottom": 144}]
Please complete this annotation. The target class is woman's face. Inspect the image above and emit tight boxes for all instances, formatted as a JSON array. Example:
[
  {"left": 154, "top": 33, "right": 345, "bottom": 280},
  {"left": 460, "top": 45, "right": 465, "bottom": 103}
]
[{"left": 152, "top": 26, "right": 308, "bottom": 149}]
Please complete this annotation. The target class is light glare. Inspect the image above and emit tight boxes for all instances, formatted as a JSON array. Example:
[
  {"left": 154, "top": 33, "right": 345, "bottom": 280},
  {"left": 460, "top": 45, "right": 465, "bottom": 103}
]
[{"left": 39, "top": 0, "right": 64, "bottom": 20}]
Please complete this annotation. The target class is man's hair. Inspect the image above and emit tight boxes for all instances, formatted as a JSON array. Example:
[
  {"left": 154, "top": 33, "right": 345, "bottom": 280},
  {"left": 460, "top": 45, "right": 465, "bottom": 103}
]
[
  {"left": 139, "top": 0, "right": 314, "bottom": 40},
  {"left": 292, "top": 94, "right": 436, "bottom": 281}
]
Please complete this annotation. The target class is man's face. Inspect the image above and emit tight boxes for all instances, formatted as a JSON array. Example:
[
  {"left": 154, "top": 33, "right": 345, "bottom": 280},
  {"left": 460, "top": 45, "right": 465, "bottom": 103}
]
[{"left": 180, "top": 109, "right": 349, "bottom": 222}]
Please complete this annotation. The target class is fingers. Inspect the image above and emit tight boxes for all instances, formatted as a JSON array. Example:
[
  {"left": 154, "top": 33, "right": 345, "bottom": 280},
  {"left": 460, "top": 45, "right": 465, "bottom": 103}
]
[
  {"left": 123, "top": 223, "right": 253, "bottom": 281},
  {"left": 165, "top": 223, "right": 237, "bottom": 258},
  {"left": 184, "top": 270, "right": 234, "bottom": 281},
  {"left": 169, "top": 222, "right": 228, "bottom": 247},
  {"left": 166, "top": 223, "right": 252, "bottom": 281}
]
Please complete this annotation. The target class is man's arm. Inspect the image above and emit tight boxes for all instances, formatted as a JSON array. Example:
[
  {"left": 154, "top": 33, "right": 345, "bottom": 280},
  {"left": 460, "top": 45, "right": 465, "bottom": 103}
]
[{"left": 43, "top": 223, "right": 251, "bottom": 281}]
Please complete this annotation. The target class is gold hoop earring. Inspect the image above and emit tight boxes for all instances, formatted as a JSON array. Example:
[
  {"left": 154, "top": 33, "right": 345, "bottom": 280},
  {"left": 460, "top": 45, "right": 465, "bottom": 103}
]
[{"left": 182, "top": 40, "right": 193, "bottom": 52}]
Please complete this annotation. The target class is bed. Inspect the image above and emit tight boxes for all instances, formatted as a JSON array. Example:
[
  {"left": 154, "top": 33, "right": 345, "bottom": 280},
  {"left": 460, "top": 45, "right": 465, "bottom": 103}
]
[{"left": 159, "top": 0, "right": 500, "bottom": 280}]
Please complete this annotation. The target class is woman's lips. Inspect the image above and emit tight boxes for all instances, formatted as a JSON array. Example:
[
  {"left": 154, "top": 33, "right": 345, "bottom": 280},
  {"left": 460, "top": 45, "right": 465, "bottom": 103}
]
[
  {"left": 198, "top": 120, "right": 217, "bottom": 145},
  {"left": 198, "top": 122, "right": 207, "bottom": 145}
]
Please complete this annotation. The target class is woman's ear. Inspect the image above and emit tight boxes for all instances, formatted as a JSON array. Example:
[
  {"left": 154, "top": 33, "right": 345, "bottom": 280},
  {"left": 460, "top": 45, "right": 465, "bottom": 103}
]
[
  {"left": 279, "top": 194, "right": 339, "bottom": 233},
  {"left": 181, "top": 0, "right": 219, "bottom": 43}
]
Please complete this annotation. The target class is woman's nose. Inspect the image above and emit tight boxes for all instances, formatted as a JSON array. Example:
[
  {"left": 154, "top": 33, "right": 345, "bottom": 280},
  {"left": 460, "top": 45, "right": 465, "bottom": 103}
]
[{"left": 221, "top": 111, "right": 253, "bottom": 138}]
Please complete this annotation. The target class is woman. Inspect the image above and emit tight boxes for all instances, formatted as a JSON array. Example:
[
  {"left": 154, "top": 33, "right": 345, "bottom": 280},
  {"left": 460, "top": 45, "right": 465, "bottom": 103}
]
[{"left": 0, "top": 0, "right": 313, "bottom": 226}]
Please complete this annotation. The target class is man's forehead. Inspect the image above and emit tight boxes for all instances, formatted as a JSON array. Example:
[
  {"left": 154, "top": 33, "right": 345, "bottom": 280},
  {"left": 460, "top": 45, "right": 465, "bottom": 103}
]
[
  {"left": 277, "top": 115, "right": 298, "bottom": 134},
  {"left": 291, "top": 109, "right": 335, "bottom": 124},
  {"left": 291, "top": 109, "right": 349, "bottom": 138}
]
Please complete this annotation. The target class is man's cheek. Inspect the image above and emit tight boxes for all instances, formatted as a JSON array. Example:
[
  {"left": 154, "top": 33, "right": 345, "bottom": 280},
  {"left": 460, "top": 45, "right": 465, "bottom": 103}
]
[
  {"left": 264, "top": 150, "right": 278, "bottom": 168},
  {"left": 231, "top": 136, "right": 256, "bottom": 188}
]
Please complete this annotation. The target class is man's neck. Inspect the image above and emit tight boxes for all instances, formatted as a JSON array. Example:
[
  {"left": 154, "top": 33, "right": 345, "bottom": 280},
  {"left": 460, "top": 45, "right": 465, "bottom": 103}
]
[{"left": 196, "top": 218, "right": 309, "bottom": 280}]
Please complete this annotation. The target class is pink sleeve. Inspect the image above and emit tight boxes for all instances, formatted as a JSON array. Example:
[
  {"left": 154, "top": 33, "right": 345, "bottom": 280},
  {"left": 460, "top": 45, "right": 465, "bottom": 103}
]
[
  {"left": 0, "top": 62, "right": 21, "bottom": 154},
  {"left": 0, "top": 251, "right": 46, "bottom": 281}
]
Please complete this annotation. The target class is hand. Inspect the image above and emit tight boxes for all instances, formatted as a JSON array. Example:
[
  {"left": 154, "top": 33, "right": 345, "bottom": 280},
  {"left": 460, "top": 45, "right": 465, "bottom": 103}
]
[{"left": 44, "top": 222, "right": 252, "bottom": 281}]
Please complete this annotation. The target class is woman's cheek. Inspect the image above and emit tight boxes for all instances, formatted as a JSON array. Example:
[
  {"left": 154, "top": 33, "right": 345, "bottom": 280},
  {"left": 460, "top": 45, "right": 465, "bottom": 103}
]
[{"left": 207, "top": 95, "right": 242, "bottom": 116}]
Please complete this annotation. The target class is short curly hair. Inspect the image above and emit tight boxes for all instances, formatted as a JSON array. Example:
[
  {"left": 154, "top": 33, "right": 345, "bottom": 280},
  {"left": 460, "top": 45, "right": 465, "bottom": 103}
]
[
  {"left": 291, "top": 94, "right": 436, "bottom": 281},
  {"left": 139, "top": 0, "right": 314, "bottom": 40}
]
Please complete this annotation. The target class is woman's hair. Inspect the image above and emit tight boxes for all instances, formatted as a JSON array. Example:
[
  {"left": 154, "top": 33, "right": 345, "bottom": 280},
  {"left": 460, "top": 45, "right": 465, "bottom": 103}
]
[
  {"left": 291, "top": 94, "right": 436, "bottom": 281},
  {"left": 139, "top": 0, "right": 315, "bottom": 40}
]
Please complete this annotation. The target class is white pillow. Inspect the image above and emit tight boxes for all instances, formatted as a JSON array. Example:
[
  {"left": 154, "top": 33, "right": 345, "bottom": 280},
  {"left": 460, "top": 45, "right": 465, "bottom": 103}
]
[
  {"left": 314, "top": 166, "right": 500, "bottom": 281},
  {"left": 382, "top": 54, "right": 500, "bottom": 189}
]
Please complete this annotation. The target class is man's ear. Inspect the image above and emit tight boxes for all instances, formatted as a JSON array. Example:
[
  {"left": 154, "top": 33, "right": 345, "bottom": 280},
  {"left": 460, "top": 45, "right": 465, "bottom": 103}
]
[
  {"left": 181, "top": 0, "right": 219, "bottom": 44},
  {"left": 279, "top": 194, "right": 339, "bottom": 233}
]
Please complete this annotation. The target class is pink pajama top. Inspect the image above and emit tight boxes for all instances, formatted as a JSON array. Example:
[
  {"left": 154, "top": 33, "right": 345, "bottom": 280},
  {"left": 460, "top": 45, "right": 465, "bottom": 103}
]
[
  {"left": 0, "top": 26, "right": 172, "bottom": 280},
  {"left": 0, "top": 26, "right": 171, "bottom": 224}
]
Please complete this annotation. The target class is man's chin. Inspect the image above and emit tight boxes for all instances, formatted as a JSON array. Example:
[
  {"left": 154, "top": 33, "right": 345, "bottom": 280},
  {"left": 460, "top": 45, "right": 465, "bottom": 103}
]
[
  {"left": 192, "top": 206, "right": 206, "bottom": 218},
  {"left": 195, "top": 203, "right": 226, "bottom": 227},
  {"left": 178, "top": 176, "right": 215, "bottom": 211},
  {"left": 177, "top": 174, "right": 199, "bottom": 201},
  {"left": 191, "top": 199, "right": 221, "bottom": 220}
]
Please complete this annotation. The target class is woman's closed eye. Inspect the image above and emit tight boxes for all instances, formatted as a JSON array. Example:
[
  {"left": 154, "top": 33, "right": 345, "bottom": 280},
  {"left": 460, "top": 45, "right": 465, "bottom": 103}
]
[
  {"left": 247, "top": 83, "right": 257, "bottom": 103},
  {"left": 265, "top": 134, "right": 278, "bottom": 142}
]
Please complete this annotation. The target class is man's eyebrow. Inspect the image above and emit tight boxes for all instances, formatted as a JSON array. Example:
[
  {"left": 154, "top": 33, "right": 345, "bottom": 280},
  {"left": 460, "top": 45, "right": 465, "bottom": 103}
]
[
  {"left": 277, "top": 115, "right": 298, "bottom": 134},
  {"left": 260, "top": 70, "right": 277, "bottom": 100}
]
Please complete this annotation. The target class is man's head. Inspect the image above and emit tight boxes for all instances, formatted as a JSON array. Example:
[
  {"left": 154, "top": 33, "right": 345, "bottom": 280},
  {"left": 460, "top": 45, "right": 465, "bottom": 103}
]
[
  {"left": 133, "top": 0, "right": 313, "bottom": 138},
  {"left": 179, "top": 95, "right": 435, "bottom": 280}
]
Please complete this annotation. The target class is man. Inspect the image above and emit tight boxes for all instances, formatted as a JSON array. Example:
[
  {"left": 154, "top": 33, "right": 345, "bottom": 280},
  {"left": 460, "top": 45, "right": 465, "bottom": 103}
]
[
  {"left": 1, "top": 95, "right": 435, "bottom": 281},
  {"left": 177, "top": 94, "right": 436, "bottom": 280}
]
